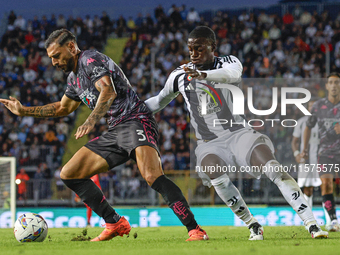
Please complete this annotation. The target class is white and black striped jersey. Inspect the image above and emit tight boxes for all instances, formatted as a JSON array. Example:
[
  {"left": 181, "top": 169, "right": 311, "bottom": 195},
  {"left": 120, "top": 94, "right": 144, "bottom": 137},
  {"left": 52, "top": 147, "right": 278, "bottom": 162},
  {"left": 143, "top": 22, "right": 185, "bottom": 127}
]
[
  {"left": 145, "top": 55, "right": 246, "bottom": 140},
  {"left": 293, "top": 116, "right": 319, "bottom": 164}
]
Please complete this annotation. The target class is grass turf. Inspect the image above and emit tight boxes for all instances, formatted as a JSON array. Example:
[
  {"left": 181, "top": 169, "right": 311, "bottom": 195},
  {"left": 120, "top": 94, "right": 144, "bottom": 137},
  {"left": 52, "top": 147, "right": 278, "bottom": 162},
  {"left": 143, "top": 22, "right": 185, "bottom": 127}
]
[{"left": 1, "top": 226, "right": 339, "bottom": 255}]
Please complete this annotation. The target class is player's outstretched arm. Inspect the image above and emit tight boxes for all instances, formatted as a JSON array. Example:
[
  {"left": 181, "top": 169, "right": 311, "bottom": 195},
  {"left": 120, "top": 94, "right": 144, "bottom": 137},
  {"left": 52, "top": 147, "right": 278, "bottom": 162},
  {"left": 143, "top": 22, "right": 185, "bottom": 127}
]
[
  {"left": 183, "top": 56, "right": 243, "bottom": 84},
  {"left": 301, "top": 126, "right": 311, "bottom": 160},
  {"left": 291, "top": 136, "right": 302, "bottom": 163},
  {"left": 0, "top": 95, "right": 80, "bottom": 118},
  {"left": 74, "top": 75, "right": 116, "bottom": 139},
  {"left": 145, "top": 79, "right": 179, "bottom": 114}
]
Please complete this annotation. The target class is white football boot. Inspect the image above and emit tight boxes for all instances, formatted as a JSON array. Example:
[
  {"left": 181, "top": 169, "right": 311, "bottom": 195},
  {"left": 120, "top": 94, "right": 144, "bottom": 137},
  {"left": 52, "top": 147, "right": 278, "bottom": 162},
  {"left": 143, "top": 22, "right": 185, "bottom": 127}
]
[
  {"left": 309, "top": 224, "right": 328, "bottom": 239},
  {"left": 325, "top": 220, "right": 340, "bottom": 232},
  {"left": 248, "top": 222, "right": 264, "bottom": 240}
]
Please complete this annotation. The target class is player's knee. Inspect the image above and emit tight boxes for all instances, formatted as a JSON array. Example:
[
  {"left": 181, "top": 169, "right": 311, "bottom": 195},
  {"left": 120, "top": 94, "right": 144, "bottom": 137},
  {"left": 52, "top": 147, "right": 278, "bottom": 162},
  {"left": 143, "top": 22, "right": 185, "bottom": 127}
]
[
  {"left": 324, "top": 183, "right": 333, "bottom": 193},
  {"left": 201, "top": 154, "right": 227, "bottom": 179},
  {"left": 206, "top": 170, "right": 225, "bottom": 179},
  {"left": 266, "top": 170, "right": 293, "bottom": 184},
  {"left": 303, "top": 187, "right": 313, "bottom": 197},
  {"left": 60, "top": 166, "right": 71, "bottom": 179},
  {"left": 144, "top": 172, "right": 162, "bottom": 186},
  {"left": 210, "top": 173, "right": 230, "bottom": 186},
  {"left": 60, "top": 164, "right": 79, "bottom": 179}
]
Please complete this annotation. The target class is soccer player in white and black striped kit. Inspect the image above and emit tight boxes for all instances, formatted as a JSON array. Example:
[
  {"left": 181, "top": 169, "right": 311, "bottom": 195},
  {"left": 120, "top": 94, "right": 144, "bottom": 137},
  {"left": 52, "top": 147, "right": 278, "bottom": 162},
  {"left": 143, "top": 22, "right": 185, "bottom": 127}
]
[
  {"left": 291, "top": 99, "right": 321, "bottom": 208},
  {"left": 145, "top": 26, "right": 328, "bottom": 239}
]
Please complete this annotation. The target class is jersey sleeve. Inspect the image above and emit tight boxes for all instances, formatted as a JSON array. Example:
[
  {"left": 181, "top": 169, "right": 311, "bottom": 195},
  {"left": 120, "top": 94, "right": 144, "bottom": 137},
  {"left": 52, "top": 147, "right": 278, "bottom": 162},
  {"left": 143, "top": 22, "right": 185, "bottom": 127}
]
[
  {"left": 65, "top": 76, "right": 81, "bottom": 102},
  {"left": 144, "top": 71, "right": 181, "bottom": 113},
  {"left": 292, "top": 118, "right": 303, "bottom": 138},
  {"left": 82, "top": 53, "right": 111, "bottom": 84},
  {"left": 204, "top": 55, "right": 243, "bottom": 84}
]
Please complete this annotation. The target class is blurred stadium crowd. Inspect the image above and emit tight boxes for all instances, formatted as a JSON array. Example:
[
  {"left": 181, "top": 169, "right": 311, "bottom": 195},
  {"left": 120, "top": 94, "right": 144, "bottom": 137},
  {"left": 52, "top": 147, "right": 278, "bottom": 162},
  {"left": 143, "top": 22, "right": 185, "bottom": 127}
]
[{"left": 1, "top": 3, "right": 340, "bottom": 204}]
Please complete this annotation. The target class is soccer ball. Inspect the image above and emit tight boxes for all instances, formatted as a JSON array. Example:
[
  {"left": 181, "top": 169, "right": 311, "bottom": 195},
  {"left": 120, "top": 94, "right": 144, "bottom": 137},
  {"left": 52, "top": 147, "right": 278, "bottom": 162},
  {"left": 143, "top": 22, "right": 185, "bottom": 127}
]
[{"left": 14, "top": 213, "right": 48, "bottom": 242}]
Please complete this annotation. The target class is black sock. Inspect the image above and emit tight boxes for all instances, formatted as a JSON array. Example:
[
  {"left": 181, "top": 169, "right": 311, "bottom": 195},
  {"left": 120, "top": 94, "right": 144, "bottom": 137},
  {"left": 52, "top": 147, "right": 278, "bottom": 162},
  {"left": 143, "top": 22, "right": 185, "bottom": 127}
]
[
  {"left": 323, "top": 193, "right": 337, "bottom": 221},
  {"left": 151, "top": 175, "right": 198, "bottom": 231},
  {"left": 62, "top": 178, "right": 121, "bottom": 223}
]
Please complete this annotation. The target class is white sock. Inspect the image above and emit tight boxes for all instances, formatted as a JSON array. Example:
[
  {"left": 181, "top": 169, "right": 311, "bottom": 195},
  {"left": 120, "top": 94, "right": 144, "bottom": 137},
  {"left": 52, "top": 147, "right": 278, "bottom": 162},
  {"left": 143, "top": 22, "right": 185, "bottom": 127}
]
[
  {"left": 211, "top": 174, "right": 253, "bottom": 226},
  {"left": 264, "top": 160, "right": 316, "bottom": 227},
  {"left": 303, "top": 193, "right": 313, "bottom": 209},
  {"left": 322, "top": 202, "right": 332, "bottom": 226}
]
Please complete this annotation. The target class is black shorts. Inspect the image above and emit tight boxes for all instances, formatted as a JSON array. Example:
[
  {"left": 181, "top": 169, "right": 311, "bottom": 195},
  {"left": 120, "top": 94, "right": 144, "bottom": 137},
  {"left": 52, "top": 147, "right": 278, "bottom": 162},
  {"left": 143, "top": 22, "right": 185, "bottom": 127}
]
[
  {"left": 318, "top": 156, "right": 340, "bottom": 176},
  {"left": 85, "top": 119, "right": 159, "bottom": 169}
]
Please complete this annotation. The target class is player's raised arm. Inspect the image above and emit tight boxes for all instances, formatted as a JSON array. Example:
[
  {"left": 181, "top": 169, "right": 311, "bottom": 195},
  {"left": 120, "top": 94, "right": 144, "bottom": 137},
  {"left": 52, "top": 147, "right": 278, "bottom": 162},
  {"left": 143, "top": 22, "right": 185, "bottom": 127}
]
[
  {"left": 0, "top": 95, "right": 80, "bottom": 118},
  {"left": 145, "top": 73, "right": 180, "bottom": 114},
  {"left": 291, "top": 136, "right": 302, "bottom": 163},
  {"left": 183, "top": 56, "right": 243, "bottom": 84},
  {"left": 301, "top": 125, "right": 312, "bottom": 160},
  {"left": 74, "top": 75, "right": 117, "bottom": 139}
]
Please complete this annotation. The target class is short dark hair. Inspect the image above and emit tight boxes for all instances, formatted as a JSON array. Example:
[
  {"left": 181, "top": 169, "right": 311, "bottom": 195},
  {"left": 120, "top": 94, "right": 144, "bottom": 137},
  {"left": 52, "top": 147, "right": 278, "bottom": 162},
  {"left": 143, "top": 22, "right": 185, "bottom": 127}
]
[
  {"left": 45, "top": 29, "right": 76, "bottom": 49},
  {"left": 327, "top": 72, "right": 340, "bottom": 79},
  {"left": 188, "top": 26, "right": 216, "bottom": 45}
]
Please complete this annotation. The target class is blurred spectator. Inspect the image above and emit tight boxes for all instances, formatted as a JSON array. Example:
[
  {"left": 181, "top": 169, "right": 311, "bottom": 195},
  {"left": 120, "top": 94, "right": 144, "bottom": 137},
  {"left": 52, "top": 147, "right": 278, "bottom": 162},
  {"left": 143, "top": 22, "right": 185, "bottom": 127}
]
[
  {"left": 54, "top": 167, "right": 65, "bottom": 193},
  {"left": 180, "top": 5, "right": 188, "bottom": 21},
  {"left": 40, "top": 162, "right": 52, "bottom": 199},
  {"left": 154, "top": 4, "right": 165, "bottom": 20},
  {"left": 127, "top": 173, "right": 140, "bottom": 198},
  {"left": 268, "top": 24, "right": 281, "bottom": 40},
  {"left": 34, "top": 166, "right": 44, "bottom": 198},
  {"left": 16, "top": 168, "right": 29, "bottom": 201},
  {"left": 14, "top": 15, "right": 26, "bottom": 30},
  {"left": 8, "top": 11, "right": 16, "bottom": 26},
  {"left": 300, "top": 11, "right": 312, "bottom": 26},
  {"left": 282, "top": 11, "right": 294, "bottom": 25},
  {"left": 187, "top": 8, "right": 200, "bottom": 24},
  {"left": 293, "top": 4, "right": 303, "bottom": 19},
  {"left": 56, "top": 14, "right": 66, "bottom": 28},
  {"left": 238, "top": 11, "right": 249, "bottom": 22},
  {"left": 127, "top": 17, "right": 136, "bottom": 31},
  {"left": 84, "top": 15, "right": 93, "bottom": 30}
]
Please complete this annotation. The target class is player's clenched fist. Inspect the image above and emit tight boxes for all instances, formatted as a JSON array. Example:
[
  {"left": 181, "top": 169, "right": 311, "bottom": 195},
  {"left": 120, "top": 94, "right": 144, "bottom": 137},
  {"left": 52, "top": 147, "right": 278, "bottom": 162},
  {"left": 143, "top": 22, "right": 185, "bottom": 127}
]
[{"left": 183, "top": 66, "right": 207, "bottom": 80}]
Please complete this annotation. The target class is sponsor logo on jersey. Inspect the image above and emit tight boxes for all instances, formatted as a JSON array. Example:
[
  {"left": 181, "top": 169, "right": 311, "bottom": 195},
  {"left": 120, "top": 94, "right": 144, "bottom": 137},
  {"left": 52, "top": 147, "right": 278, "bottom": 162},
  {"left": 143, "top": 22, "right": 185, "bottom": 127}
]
[
  {"left": 87, "top": 58, "right": 96, "bottom": 66},
  {"left": 197, "top": 82, "right": 222, "bottom": 116},
  {"left": 185, "top": 83, "right": 194, "bottom": 91},
  {"left": 92, "top": 66, "right": 107, "bottom": 78},
  {"left": 80, "top": 89, "right": 97, "bottom": 106},
  {"left": 323, "top": 118, "right": 340, "bottom": 129}
]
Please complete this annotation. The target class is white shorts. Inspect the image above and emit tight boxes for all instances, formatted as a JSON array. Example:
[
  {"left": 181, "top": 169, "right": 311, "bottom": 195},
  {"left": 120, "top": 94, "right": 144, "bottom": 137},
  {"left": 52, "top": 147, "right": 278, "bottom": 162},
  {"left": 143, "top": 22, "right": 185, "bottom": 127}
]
[
  {"left": 195, "top": 128, "right": 275, "bottom": 187},
  {"left": 297, "top": 164, "right": 322, "bottom": 188}
]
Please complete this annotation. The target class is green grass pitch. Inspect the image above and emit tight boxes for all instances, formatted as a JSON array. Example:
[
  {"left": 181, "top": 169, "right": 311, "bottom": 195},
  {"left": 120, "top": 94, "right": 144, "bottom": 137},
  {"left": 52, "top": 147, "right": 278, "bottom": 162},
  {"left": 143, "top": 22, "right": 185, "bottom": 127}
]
[{"left": 1, "top": 226, "right": 339, "bottom": 255}]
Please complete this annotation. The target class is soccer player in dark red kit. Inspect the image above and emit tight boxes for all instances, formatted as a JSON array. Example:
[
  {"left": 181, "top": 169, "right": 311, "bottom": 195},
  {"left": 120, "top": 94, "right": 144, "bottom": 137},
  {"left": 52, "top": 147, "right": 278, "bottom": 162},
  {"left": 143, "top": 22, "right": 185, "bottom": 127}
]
[
  {"left": 0, "top": 29, "right": 208, "bottom": 241},
  {"left": 302, "top": 72, "right": 340, "bottom": 232}
]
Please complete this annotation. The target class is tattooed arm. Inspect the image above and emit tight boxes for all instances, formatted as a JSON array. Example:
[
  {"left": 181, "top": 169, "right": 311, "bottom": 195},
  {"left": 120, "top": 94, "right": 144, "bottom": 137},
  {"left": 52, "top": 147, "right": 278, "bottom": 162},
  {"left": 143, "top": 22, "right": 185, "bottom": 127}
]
[
  {"left": 74, "top": 75, "right": 117, "bottom": 139},
  {"left": 0, "top": 95, "right": 80, "bottom": 118}
]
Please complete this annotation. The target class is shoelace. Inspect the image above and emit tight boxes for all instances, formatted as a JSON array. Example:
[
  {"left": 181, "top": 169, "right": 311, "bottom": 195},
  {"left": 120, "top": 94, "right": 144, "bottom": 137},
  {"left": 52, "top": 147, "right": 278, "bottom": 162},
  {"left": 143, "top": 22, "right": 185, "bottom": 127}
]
[{"left": 190, "top": 226, "right": 203, "bottom": 236}]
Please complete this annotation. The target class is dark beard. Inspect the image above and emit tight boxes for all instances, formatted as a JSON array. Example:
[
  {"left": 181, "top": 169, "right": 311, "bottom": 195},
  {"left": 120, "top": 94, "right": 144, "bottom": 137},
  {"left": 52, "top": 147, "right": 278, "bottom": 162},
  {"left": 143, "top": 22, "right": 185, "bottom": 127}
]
[{"left": 63, "top": 57, "right": 75, "bottom": 73}]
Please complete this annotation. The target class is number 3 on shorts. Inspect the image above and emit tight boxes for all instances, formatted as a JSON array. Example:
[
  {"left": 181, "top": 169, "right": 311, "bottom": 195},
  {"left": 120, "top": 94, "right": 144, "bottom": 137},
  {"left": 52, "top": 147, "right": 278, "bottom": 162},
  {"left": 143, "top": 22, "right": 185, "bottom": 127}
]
[{"left": 136, "top": 129, "right": 146, "bottom": 141}]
